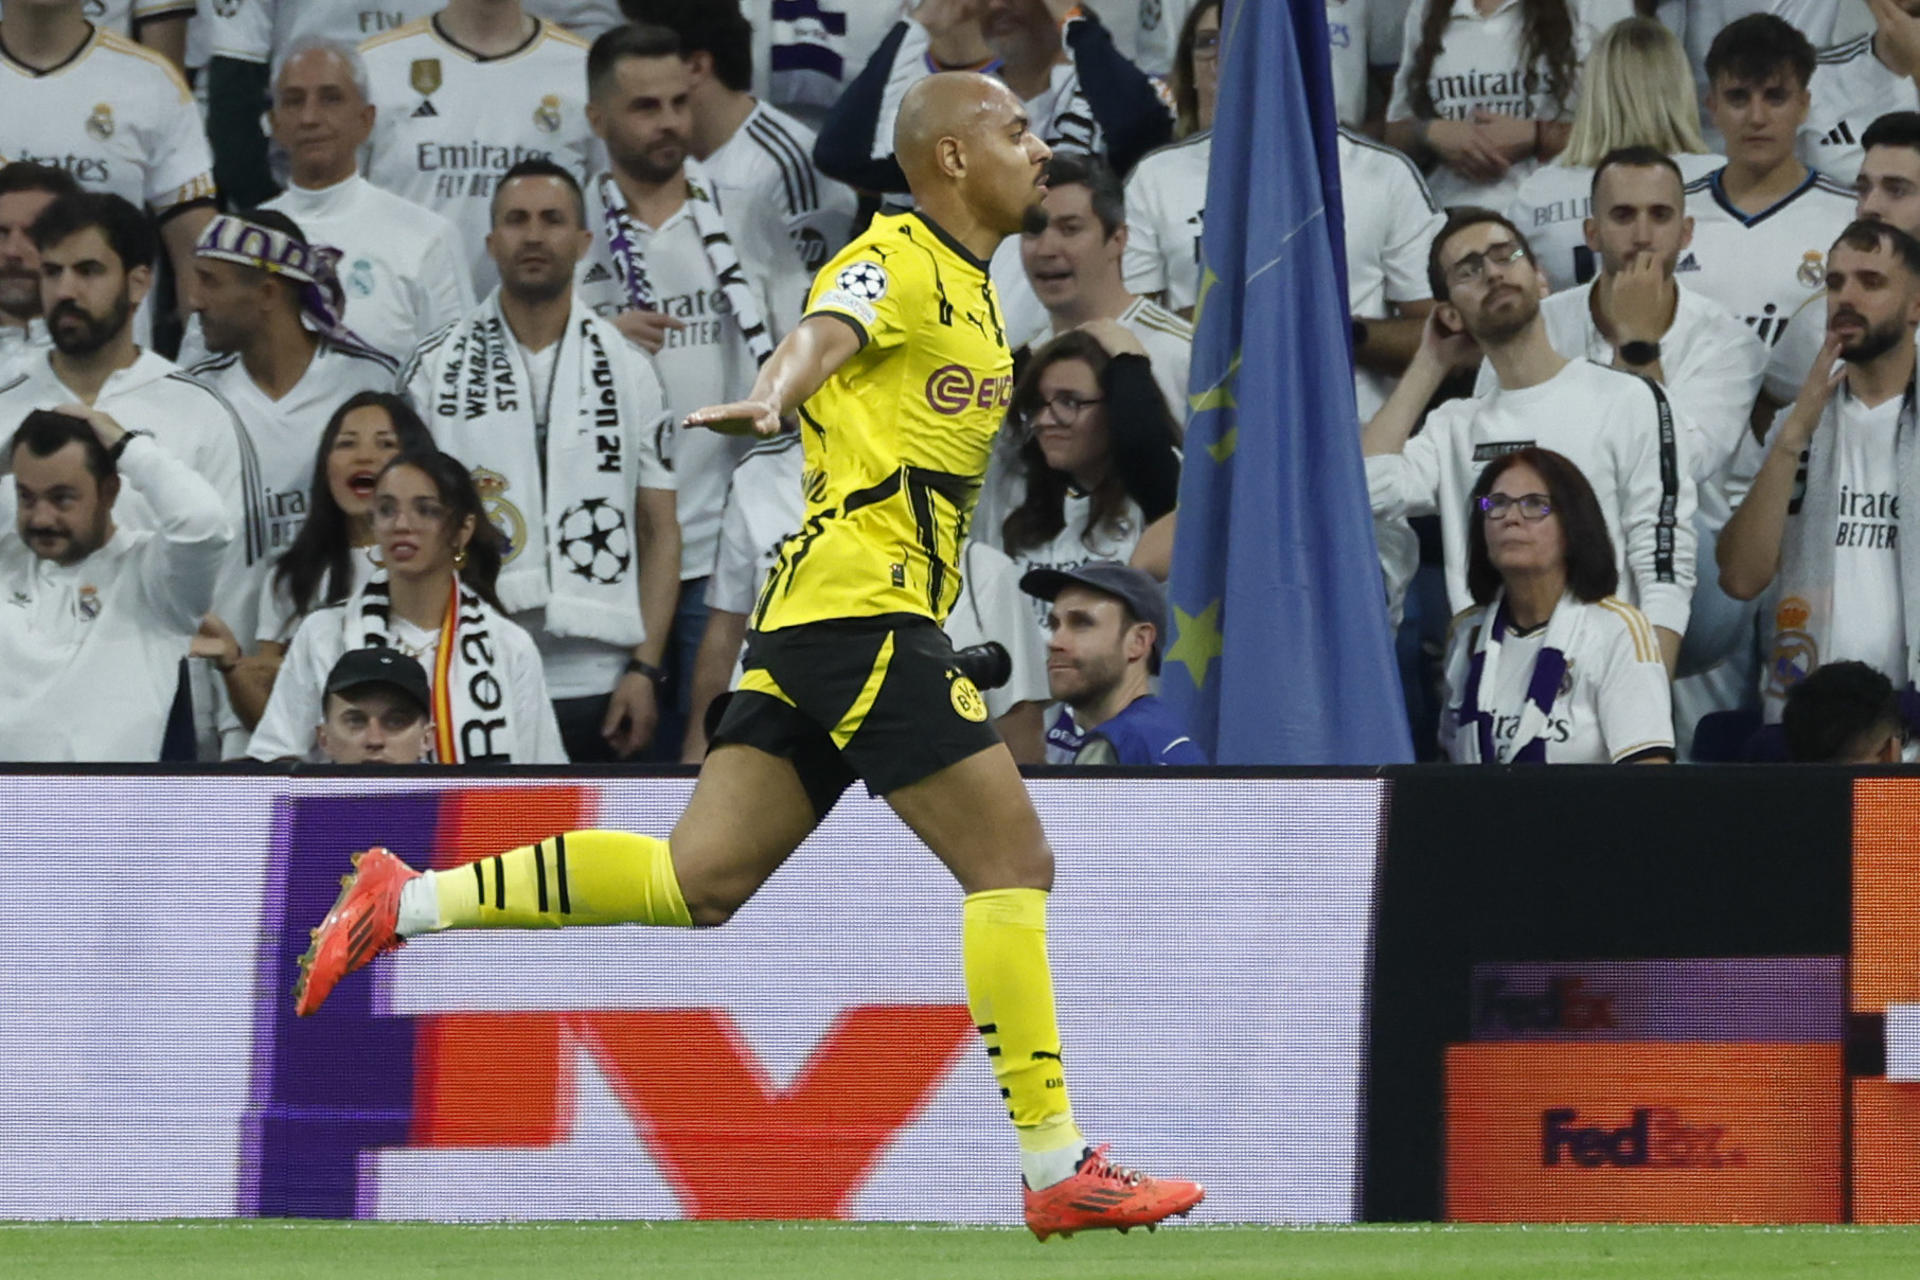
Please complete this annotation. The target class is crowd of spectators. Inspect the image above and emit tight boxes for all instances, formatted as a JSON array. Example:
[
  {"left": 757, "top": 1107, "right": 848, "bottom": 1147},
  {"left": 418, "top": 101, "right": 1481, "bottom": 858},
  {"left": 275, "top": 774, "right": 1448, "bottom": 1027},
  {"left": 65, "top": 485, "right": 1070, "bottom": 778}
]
[{"left": 0, "top": 0, "right": 1911, "bottom": 765}]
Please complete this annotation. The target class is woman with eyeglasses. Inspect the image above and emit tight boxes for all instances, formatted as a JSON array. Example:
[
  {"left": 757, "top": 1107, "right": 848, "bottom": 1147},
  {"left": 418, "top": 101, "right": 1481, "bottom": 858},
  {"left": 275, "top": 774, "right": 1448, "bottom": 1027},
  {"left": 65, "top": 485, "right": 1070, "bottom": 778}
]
[
  {"left": 1441, "top": 446, "right": 1675, "bottom": 764},
  {"left": 973, "top": 323, "right": 1182, "bottom": 641},
  {"left": 248, "top": 449, "right": 565, "bottom": 763},
  {"left": 1120, "top": 0, "right": 1220, "bottom": 319}
]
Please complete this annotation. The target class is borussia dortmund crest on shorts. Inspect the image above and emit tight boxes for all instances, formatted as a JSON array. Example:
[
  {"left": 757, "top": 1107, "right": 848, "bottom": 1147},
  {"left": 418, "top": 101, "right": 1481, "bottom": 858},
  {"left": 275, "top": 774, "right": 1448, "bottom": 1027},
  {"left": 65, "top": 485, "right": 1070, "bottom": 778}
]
[{"left": 410, "top": 58, "right": 442, "bottom": 98}]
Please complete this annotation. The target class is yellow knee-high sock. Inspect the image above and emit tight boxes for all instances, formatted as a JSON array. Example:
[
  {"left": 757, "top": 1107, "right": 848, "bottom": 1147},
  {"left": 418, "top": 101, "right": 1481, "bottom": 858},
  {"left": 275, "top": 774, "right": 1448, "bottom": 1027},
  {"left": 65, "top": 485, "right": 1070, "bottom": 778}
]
[
  {"left": 962, "top": 888, "right": 1082, "bottom": 1156},
  {"left": 431, "top": 831, "right": 692, "bottom": 930}
]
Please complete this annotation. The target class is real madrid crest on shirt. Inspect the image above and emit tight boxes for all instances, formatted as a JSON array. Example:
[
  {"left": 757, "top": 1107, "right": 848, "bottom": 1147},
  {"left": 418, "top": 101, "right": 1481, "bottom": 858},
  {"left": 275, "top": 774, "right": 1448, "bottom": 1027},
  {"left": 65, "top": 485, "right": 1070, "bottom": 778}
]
[
  {"left": 1797, "top": 252, "right": 1825, "bottom": 290},
  {"left": 85, "top": 103, "right": 114, "bottom": 142},
  {"left": 474, "top": 466, "right": 528, "bottom": 565},
  {"left": 1769, "top": 595, "right": 1819, "bottom": 699},
  {"left": 534, "top": 94, "right": 563, "bottom": 134}
]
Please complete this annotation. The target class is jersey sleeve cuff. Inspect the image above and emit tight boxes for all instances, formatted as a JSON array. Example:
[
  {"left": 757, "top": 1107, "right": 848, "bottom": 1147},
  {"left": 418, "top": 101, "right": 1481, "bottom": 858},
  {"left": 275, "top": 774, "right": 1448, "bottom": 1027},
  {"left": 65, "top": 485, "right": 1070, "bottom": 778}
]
[{"left": 806, "top": 308, "right": 871, "bottom": 350}]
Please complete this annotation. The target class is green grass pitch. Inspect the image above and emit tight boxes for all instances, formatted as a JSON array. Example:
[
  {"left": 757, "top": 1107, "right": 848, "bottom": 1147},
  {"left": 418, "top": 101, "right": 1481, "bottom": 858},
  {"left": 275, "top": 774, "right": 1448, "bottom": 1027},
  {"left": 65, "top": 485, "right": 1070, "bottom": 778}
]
[{"left": 10, "top": 1222, "right": 1920, "bottom": 1279}]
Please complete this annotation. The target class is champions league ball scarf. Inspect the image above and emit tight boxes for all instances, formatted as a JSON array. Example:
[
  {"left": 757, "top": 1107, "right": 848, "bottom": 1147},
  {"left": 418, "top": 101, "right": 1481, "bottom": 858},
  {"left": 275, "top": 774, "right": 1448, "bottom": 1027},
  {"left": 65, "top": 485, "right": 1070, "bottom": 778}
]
[
  {"left": 193, "top": 214, "right": 374, "bottom": 351},
  {"left": 596, "top": 158, "right": 776, "bottom": 367}
]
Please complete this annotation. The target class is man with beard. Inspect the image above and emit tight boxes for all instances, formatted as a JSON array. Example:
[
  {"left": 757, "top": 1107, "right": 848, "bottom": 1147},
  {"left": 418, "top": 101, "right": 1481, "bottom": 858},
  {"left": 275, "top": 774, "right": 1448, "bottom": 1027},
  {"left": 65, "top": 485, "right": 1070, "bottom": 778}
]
[
  {"left": 401, "top": 159, "right": 680, "bottom": 761},
  {"left": 0, "top": 163, "right": 78, "bottom": 378},
  {"left": 1364, "top": 207, "right": 1698, "bottom": 671},
  {"left": 575, "top": 22, "right": 805, "bottom": 758},
  {"left": 0, "top": 404, "right": 229, "bottom": 760},
  {"left": 0, "top": 192, "right": 267, "bottom": 756},
  {"left": 1721, "top": 220, "right": 1920, "bottom": 723}
]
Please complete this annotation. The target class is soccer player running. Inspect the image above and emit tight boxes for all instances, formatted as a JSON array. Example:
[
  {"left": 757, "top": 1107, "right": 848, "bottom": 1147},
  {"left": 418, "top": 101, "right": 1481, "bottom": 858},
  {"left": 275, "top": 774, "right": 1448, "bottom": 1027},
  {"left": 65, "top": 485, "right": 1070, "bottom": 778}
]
[{"left": 293, "top": 70, "right": 1205, "bottom": 1241}]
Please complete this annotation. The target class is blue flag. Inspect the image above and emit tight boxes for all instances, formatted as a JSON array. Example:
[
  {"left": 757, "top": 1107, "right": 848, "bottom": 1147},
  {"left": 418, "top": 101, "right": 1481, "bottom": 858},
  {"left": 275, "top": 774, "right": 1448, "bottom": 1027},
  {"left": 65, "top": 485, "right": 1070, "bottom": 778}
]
[{"left": 1161, "top": 0, "right": 1412, "bottom": 764}]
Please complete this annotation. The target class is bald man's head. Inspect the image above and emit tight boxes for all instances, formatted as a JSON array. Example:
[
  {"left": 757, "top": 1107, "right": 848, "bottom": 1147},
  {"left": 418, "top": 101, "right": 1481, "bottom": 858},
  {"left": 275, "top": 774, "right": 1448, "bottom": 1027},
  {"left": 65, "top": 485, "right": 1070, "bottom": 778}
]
[{"left": 893, "top": 72, "right": 1050, "bottom": 239}]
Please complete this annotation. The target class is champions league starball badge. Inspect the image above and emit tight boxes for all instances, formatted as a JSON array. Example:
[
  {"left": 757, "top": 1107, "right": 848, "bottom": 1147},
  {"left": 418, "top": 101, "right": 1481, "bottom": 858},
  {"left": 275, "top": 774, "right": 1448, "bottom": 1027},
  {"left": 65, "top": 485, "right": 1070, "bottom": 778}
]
[
  {"left": 836, "top": 261, "right": 889, "bottom": 302},
  {"left": 556, "top": 498, "right": 632, "bottom": 585}
]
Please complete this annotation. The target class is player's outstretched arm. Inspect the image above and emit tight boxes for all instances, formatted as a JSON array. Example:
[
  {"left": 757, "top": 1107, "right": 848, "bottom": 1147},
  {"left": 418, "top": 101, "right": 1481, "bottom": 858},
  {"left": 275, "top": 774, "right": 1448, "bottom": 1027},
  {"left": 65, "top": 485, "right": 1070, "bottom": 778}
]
[{"left": 683, "top": 315, "right": 865, "bottom": 437}]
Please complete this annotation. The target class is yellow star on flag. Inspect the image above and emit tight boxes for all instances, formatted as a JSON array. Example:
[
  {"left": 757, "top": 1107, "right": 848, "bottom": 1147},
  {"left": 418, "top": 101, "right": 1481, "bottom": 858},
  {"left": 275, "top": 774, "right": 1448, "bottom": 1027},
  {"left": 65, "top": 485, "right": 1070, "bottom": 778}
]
[{"left": 1165, "top": 598, "right": 1224, "bottom": 690}]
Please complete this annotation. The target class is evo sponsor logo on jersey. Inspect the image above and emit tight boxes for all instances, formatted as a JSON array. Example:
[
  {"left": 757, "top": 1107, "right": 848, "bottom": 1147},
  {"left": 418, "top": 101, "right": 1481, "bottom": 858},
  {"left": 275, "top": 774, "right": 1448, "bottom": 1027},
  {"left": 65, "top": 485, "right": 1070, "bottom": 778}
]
[
  {"left": 1541, "top": 1107, "right": 1748, "bottom": 1170},
  {"left": 924, "top": 364, "right": 1013, "bottom": 415}
]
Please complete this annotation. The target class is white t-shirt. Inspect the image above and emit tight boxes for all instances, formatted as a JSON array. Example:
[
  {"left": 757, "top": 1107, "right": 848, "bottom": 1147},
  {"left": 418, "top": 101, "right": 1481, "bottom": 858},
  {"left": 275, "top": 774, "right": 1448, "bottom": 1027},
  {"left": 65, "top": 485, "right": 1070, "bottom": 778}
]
[
  {"left": 576, "top": 178, "right": 802, "bottom": 582},
  {"left": 1473, "top": 280, "right": 1769, "bottom": 484},
  {"left": 1800, "top": 33, "right": 1920, "bottom": 187},
  {"left": 1828, "top": 389, "right": 1907, "bottom": 680},
  {"left": 248, "top": 597, "right": 566, "bottom": 762},
  {"left": 1681, "top": 166, "right": 1856, "bottom": 351},
  {"left": 709, "top": 434, "right": 1050, "bottom": 719},
  {"left": 186, "top": 338, "right": 399, "bottom": 562},
  {"left": 1441, "top": 595, "right": 1676, "bottom": 763},
  {"left": 1343, "top": 127, "right": 1446, "bottom": 422},
  {"left": 0, "top": 436, "right": 228, "bottom": 762},
  {"left": 205, "top": 0, "right": 438, "bottom": 64},
  {"left": 1388, "top": 0, "right": 1604, "bottom": 209},
  {"left": 1122, "top": 130, "right": 1211, "bottom": 314},
  {"left": 1508, "top": 152, "right": 1727, "bottom": 295},
  {"left": 705, "top": 99, "right": 858, "bottom": 277},
  {"left": 1328, "top": 0, "right": 1372, "bottom": 127},
  {"left": 263, "top": 176, "right": 476, "bottom": 365},
  {"left": 359, "top": 16, "right": 596, "bottom": 292},
  {"left": 1367, "top": 356, "right": 1699, "bottom": 635},
  {"left": 0, "top": 25, "right": 214, "bottom": 215},
  {"left": 0, "top": 350, "right": 268, "bottom": 644}
]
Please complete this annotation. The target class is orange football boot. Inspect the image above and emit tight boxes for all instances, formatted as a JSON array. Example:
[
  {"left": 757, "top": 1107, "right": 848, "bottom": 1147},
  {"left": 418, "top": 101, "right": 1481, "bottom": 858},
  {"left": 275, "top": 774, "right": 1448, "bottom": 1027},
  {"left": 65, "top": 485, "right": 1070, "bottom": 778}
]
[
  {"left": 1023, "top": 1145, "right": 1206, "bottom": 1241},
  {"left": 293, "top": 847, "right": 418, "bottom": 1017}
]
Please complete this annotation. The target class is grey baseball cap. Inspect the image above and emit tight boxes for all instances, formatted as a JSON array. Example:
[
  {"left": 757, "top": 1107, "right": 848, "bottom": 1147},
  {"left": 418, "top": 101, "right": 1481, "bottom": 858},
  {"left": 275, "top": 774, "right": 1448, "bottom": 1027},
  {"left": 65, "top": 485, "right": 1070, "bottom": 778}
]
[
  {"left": 1019, "top": 561, "right": 1169, "bottom": 669},
  {"left": 325, "top": 646, "right": 431, "bottom": 716}
]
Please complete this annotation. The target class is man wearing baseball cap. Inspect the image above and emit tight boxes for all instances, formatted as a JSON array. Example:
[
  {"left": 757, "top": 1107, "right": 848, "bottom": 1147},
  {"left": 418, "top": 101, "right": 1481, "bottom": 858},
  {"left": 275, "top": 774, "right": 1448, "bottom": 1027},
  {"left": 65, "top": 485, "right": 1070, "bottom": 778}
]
[
  {"left": 315, "top": 647, "right": 434, "bottom": 765},
  {"left": 1020, "top": 561, "right": 1207, "bottom": 767}
]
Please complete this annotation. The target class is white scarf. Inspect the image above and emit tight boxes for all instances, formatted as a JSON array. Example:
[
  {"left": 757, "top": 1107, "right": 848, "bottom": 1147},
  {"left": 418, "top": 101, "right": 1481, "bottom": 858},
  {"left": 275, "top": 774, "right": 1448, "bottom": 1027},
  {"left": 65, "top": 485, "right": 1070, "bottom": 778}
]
[
  {"left": 1766, "top": 382, "right": 1920, "bottom": 719},
  {"left": 595, "top": 159, "right": 775, "bottom": 367},
  {"left": 415, "top": 292, "right": 646, "bottom": 647},
  {"left": 1450, "top": 589, "right": 1589, "bottom": 764},
  {"left": 350, "top": 572, "right": 515, "bottom": 764}
]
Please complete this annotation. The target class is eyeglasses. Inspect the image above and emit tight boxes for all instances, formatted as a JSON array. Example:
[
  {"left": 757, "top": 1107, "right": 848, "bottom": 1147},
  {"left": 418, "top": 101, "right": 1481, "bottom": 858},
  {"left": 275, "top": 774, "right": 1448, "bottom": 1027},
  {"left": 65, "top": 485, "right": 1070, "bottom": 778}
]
[
  {"left": 1193, "top": 32, "right": 1220, "bottom": 59},
  {"left": 1478, "top": 492, "right": 1554, "bottom": 521},
  {"left": 372, "top": 496, "right": 450, "bottom": 525},
  {"left": 1021, "top": 392, "right": 1105, "bottom": 432},
  {"left": 1445, "top": 240, "right": 1529, "bottom": 288}
]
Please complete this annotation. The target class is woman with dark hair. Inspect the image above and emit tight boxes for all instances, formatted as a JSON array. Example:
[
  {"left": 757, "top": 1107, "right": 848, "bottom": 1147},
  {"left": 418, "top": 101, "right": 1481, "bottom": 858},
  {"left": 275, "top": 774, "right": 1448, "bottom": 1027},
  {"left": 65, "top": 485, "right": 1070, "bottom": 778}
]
[
  {"left": 1386, "top": 0, "right": 1617, "bottom": 209},
  {"left": 973, "top": 324, "right": 1181, "bottom": 638},
  {"left": 248, "top": 449, "right": 564, "bottom": 763},
  {"left": 1441, "top": 447, "right": 1675, "bottom": 763},
  {"left": 198, "top": 392, "right": 434, "bottom": 731},
  {"left": 1123, "top": 0, "right": 1220, "bottom": 318}
]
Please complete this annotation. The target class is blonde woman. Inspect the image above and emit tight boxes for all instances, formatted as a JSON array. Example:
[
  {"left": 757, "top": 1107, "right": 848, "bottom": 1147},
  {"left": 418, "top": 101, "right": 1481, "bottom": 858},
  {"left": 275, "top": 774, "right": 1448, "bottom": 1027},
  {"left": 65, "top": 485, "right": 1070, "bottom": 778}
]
[{"left": 1507, "top": 17, "right": 1725, "bottom": 292}]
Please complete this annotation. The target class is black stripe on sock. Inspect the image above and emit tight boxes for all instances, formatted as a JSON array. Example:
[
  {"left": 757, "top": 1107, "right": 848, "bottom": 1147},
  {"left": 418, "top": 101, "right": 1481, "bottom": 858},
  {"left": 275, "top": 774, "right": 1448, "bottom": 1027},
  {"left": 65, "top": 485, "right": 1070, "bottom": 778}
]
[
  {"left": 534, "top": 841, "right": 549, "bottom": 912},
  {"left": 493, "top": 855, "right": 506, "bottom": 909},
  {"left": 976, "top": 1023, "right": 997, "bottom": 1035},
  {"left": 985, "top": 1046, "right": 1002, "bottom": 1057},
  {"left": 555, "top": 832, "right": 571, "bottom": 914},
  {"left": 472, "top": 859, "right": 486, "bottom": 906}
]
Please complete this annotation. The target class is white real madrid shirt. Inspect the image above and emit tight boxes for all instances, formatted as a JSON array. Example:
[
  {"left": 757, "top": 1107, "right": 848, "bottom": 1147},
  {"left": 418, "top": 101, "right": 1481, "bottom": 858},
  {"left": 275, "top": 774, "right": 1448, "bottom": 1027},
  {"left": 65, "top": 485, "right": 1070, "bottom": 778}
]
[
  {"left": 1342, "top": 126, "right": 1447, "bottom": 422},
  {"left": 1680, "top": 166, "right": 1856, "bottom": 352},
  {"left": 1472, "top": 280, "right": 1769, "bottom": 484},
  {"left": 1828, "top": 389, "right": 1907, "bottom": 682},
  {"left": 0, "top": 350, "right": 268, "bottom": 643},
  {"left": 185, "top": 337, "right": 399, "bottom": 560},
  {"left": 1440, "top": 595, "right": 1676, "bottom": 764},
  {"left": 0, "top": 436, "right": 229, "bottom": 762},
  {"left": 1367, "top": 357, "right": 1699, "bottom": 635},
  {"left": 705, "top": 99, "right": 858, "bottom": 277},
  {"left": 1799, "top": 33, "right": 1920, "bottom": 187},
  {"left": 264, "top": 175, "right": 476, "bottom": 365},
  {"left": 1508, "top": 153, "right": 1728, "bottom": 295},
  {"left": 1122, "top": 131, "right": 1211, "bottom": 314},
  {"left": 711, "top": 433, "right": 1050, "bottom": 719},
  {"left": 576, "top": 178, "right": 799, "bottom": 582},
  {"left": 359, "top": 16, "right": 595, "bottom": 293},
  {"left": 204, "top": 0, "right": 439, "bottom": 65},
  {"left": 1327, "top": 0, "right": 1372, "bottom": 127},
  {"left": 0, "top": 24, "right": 214, "bottom": 215}
]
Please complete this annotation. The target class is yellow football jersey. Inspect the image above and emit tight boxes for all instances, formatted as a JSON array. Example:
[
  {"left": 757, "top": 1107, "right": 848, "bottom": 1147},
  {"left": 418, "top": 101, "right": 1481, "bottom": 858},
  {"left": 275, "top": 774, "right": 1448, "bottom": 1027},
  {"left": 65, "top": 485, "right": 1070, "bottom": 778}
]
[{"left": 753, "top": 211, "right": 1014, "bottom": 631}]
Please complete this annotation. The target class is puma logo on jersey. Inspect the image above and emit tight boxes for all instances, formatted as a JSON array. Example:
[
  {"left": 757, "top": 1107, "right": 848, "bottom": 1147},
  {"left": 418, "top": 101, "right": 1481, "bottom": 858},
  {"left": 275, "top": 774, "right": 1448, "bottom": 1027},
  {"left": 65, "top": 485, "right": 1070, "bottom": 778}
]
[{"left": 412, "top": 100, "right": 439, "bottom": 118}]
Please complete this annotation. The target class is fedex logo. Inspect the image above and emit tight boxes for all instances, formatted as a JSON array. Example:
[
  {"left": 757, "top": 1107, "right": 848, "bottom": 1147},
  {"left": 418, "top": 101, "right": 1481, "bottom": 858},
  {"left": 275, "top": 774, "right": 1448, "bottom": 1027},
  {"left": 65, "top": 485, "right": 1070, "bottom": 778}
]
[
  {"left": 248, "top": 788, "right": 973, "bottom": 1219},
  {"left": 1540, "top": 1107, "right": 1748, "bottom": 1170},
  {"left": 1475, "top": 977, "right": 1618, "bottom": 1034}
]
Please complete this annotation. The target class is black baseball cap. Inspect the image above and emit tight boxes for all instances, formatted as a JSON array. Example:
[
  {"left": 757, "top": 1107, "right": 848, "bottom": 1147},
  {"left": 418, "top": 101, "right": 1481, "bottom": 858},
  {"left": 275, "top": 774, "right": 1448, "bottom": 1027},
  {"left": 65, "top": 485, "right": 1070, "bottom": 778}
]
[
  {"left": 1019, "top": 561, "right": 1169, "bottom": 671},
  {"left": 325, "top": 647, "right": 431, "bottom": 717}
]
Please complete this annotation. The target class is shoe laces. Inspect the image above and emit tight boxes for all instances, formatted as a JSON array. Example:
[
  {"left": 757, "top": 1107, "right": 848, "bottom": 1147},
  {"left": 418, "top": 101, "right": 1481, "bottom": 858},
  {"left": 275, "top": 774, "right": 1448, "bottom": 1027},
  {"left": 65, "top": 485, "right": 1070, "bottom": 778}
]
[{"left": 1081, "top": 1144, "right": 1148, "bottom": 1188}]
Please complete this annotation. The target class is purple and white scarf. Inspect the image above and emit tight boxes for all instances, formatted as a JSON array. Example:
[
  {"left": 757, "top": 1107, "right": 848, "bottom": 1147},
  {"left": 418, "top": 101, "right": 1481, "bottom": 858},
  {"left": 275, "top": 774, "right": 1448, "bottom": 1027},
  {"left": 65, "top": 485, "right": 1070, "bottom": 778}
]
[
  {"left": 194, "top": 213, "right": 371, "bottom": 351},
  {"left": 1453, "top": 589, "right": 1586, "bottom": 764}
]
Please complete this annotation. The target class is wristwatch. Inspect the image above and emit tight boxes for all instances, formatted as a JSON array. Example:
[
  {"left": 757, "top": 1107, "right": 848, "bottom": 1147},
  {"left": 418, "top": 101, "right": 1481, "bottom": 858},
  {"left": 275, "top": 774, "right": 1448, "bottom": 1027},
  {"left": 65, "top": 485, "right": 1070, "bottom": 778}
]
[
  {"left": 1618, "top": 339, "right": 1661, "bottom": 367},
  {"left": 625, "top": 657, "right": 669, "bottom": 689},
  {"left": 106, "top": 429, "right": 152, "bottom": 463}
]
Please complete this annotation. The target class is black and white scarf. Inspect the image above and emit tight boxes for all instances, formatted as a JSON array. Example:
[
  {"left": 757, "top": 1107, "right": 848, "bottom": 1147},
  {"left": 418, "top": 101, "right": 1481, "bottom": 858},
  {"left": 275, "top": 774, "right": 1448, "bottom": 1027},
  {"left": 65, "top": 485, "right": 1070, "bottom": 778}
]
[
  {"left": 352, "top": 572, "right": 516, "bottom": 764},
  {"left": 596, "top": 158, "right": 774, "bottom": 366}
]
